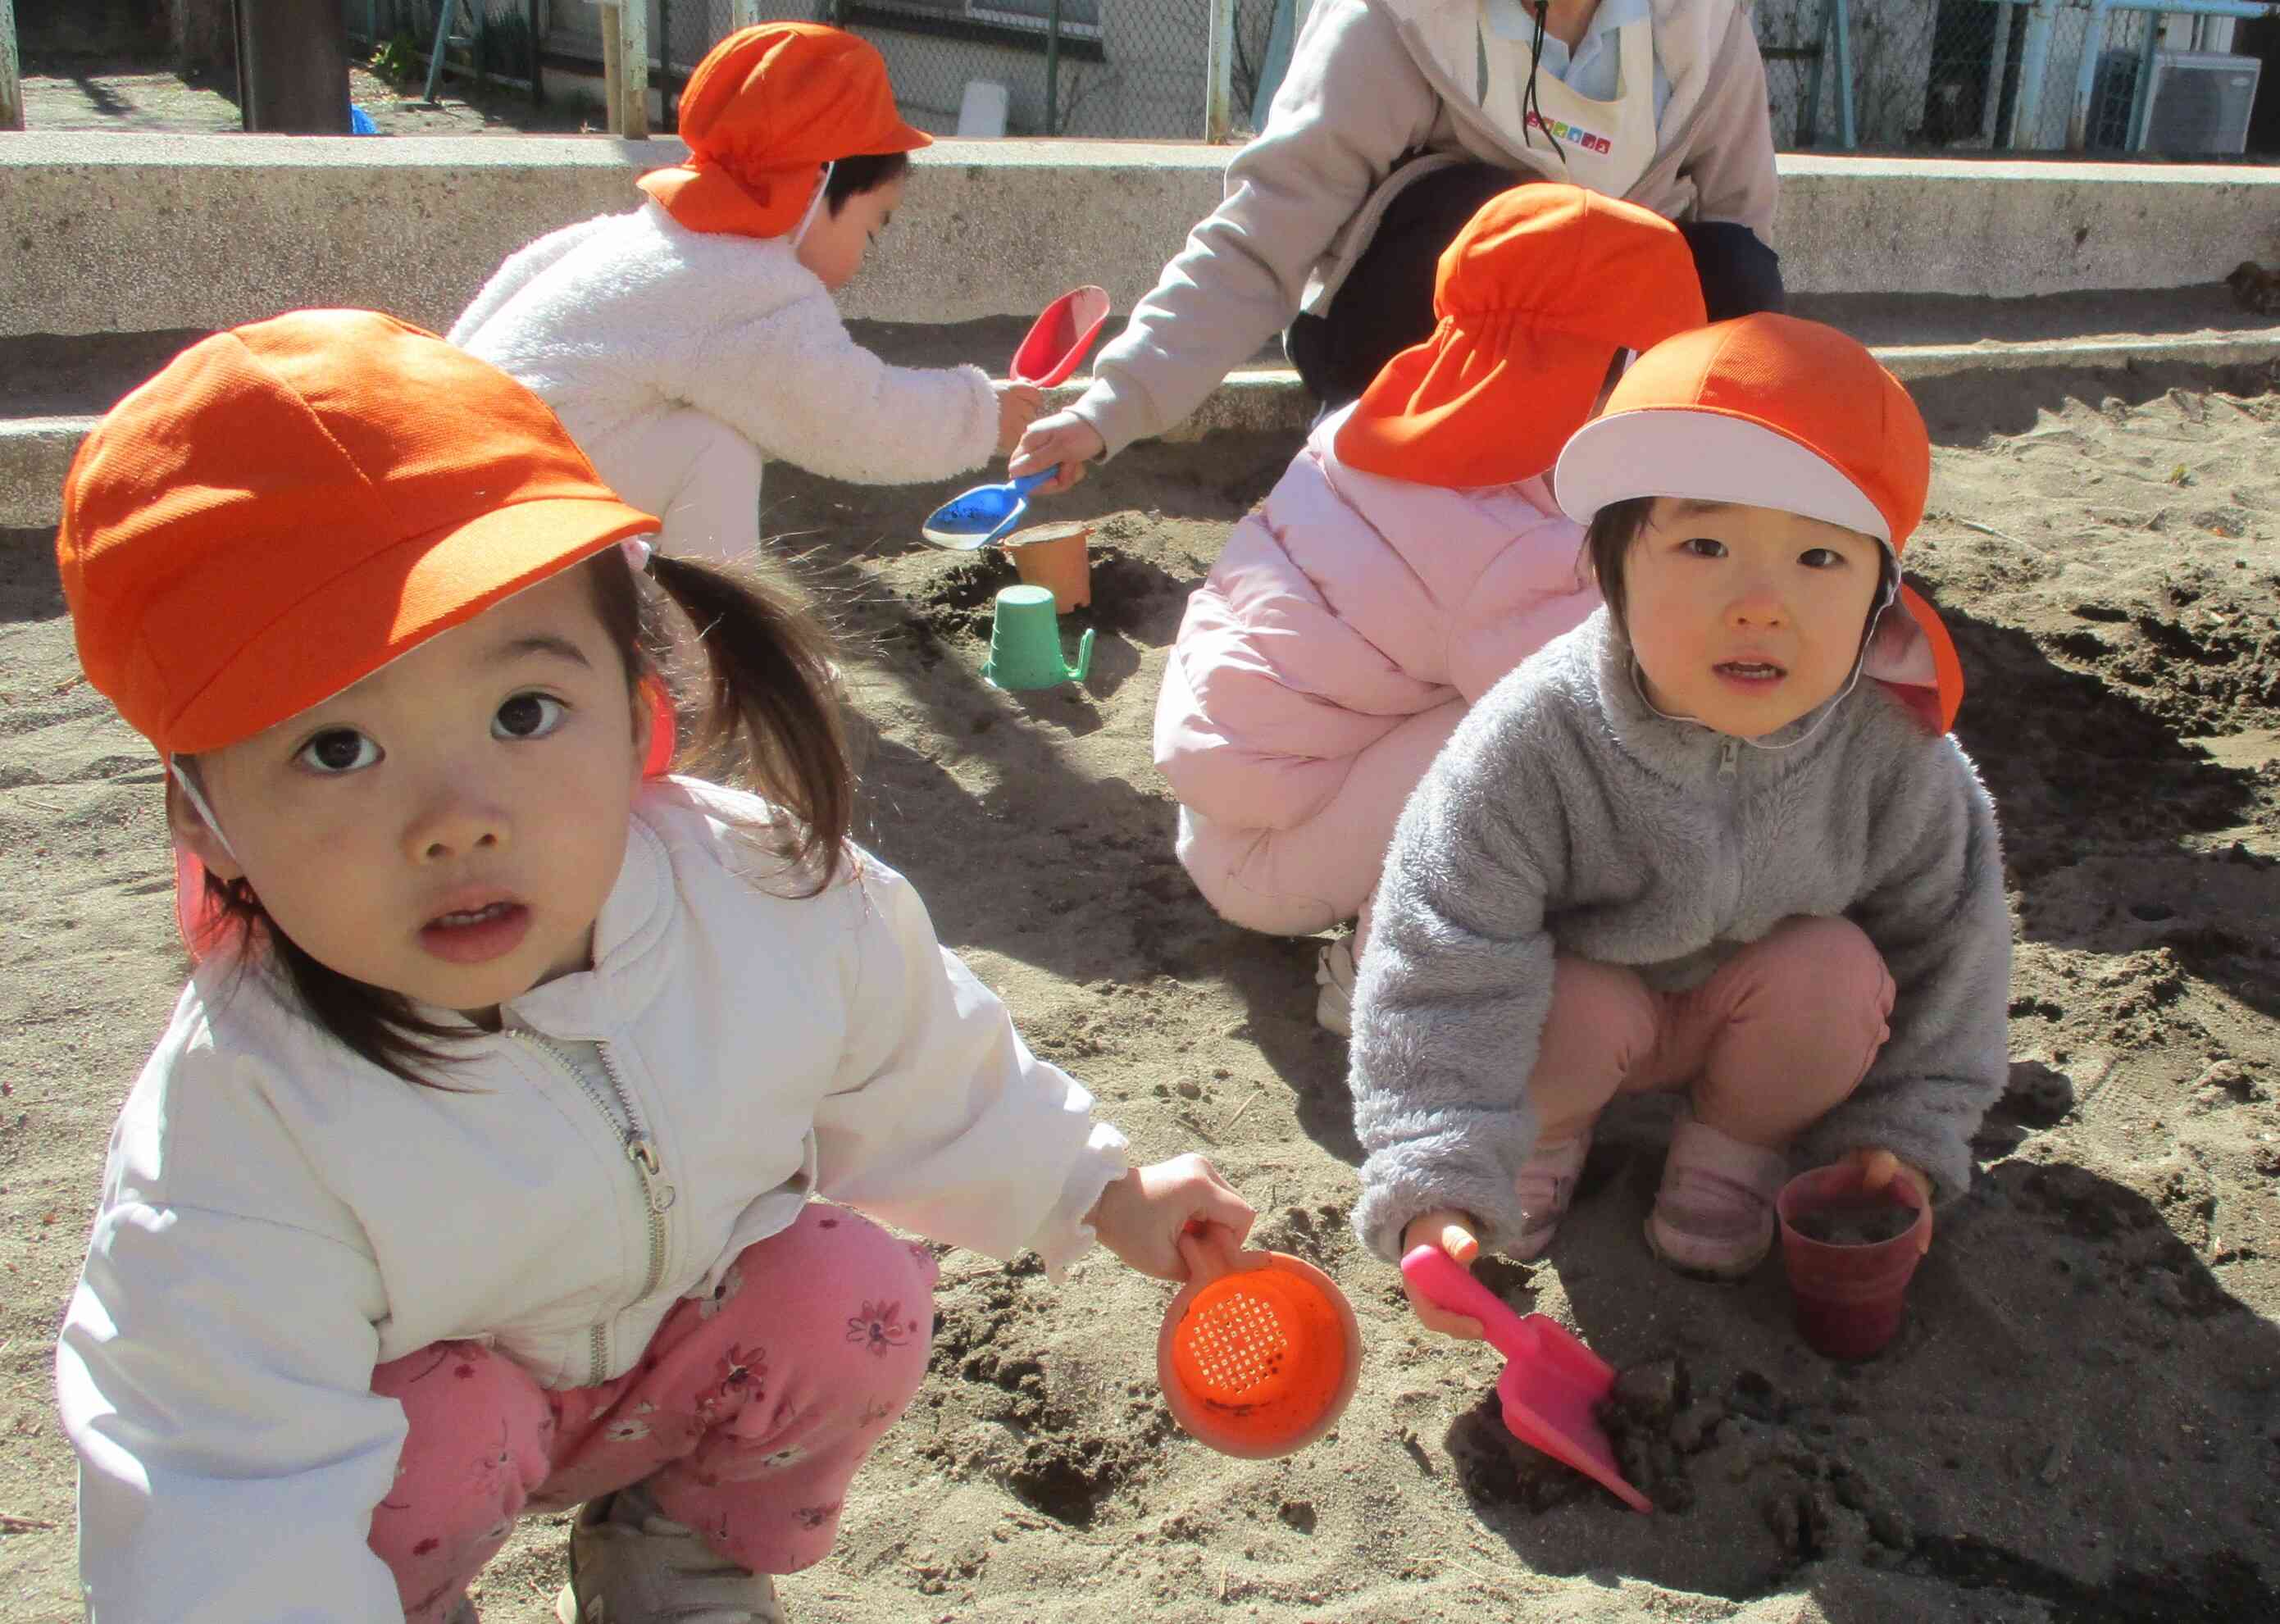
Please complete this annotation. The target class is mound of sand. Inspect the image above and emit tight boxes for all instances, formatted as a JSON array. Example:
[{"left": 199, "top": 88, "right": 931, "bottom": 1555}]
[{"left": 2, "top": 359, "right": 2274, "bottom": 1622}]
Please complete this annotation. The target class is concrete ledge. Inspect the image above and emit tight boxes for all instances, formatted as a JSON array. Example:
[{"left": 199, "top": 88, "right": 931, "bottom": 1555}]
[
  {"left": 11, "top": 330, "right": 2278, "bottom": 530},
  {"left": 0, "top": 417, "right": 102, "bottom": 530},
  {"left": 6, "top": 134, "right": 2279, "bottom": 336}
]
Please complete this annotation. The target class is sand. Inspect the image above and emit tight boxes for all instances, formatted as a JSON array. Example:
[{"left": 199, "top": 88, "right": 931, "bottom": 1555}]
[{"left": 1, "top": 356, "right": 2276, "bottom": 1622}]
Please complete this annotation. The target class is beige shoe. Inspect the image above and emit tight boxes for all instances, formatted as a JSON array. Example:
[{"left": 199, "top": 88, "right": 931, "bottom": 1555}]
[
  {"left": 1509, "top": 1132, "right": 1592, "bottom": 1261},
  {"left": 556, "top": 1482, "right": 785, "bottom": 1624},
  {"left": 1645, "top": 1116, "right": 1791, "bottom": 1279},
  {"left": 1313, "top": 937, "right": 1356, "bottom": 1037}
]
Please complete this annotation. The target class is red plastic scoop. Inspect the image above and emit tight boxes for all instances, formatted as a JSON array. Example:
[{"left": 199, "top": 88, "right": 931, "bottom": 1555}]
[
  {"left": 1400, "top": 1245, "right": 1651, "bottom": 1512},
  {"left": 1010, "top": 285, "right": 1112, "bottom": 386}
]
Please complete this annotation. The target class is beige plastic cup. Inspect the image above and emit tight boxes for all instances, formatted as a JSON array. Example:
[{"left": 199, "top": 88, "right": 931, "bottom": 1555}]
[{"left": 999, "top": 520, "right": 1092, "bottom": 613}]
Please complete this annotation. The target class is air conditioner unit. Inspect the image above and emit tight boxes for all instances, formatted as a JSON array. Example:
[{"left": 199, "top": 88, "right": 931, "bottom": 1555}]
[{"left": 2139, "top": 51, "right": 2260, "bottom": 156}]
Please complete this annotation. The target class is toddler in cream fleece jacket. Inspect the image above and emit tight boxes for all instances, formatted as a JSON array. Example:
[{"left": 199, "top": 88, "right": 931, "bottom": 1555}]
[{"left": 453, "top": 23, "right": 1037, "bottom": 562}]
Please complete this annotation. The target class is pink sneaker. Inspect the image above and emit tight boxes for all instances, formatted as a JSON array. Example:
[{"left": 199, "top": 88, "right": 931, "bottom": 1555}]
[
  {"left": 1509, "top": 1132, "right": 1591, "bottom": 1260},
  {"left": 1645, "top": 1117, "right": 1791, "bottom": 1278}
]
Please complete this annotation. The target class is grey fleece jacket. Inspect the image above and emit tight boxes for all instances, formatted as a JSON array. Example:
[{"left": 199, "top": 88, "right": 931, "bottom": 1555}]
[{"left": 1349, "top": 610, "right": 2011, "bottom": 1263}]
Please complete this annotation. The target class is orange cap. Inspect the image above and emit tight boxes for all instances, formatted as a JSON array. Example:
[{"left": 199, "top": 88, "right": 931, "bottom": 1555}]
[
  {"left": 1336, "top": 185, "right": 1707, "bottom": 488},
  {"left": 1553, "top": 314, "right": 1962, "bottom": 731},
  {"left": 637, "top": 23, "right": 931, "bottom": 239},
  {"left": 58, "top": 309, "right": 661, "bottom": 757}
]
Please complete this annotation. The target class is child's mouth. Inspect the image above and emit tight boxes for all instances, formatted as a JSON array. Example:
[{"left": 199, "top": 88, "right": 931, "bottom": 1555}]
[
  {"left": 1714, "top": 660, "right": 1786, "bottom": 685},
  {"left": 420, "top": 900, "right": 531, "bottom": 965}
]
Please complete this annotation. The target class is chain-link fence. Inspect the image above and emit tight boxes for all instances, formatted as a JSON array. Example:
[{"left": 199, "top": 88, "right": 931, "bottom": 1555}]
[
  {"left": 344, "top": 0, "right": 1291, "bottom": 138},
  {"left": 1754, "top": 0, "right": 2260, "bottom": 153},
  {"left": 347, "top": 1, "right": 545, "bottom": 101},
  {"left": 344, "top": 0, "right": 2266, "bottom": 153},
  {"left": 703, "top": 0, "right": 1249, "bottom": 138}
]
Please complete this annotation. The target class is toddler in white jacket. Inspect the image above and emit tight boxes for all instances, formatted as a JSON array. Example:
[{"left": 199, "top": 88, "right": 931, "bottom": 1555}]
[
  {"left": 53, "top": 310, "right": 1249, "bottom": 1624},
  {"left": 452, "top": 22, "right": 1040, "bottom": 562}
]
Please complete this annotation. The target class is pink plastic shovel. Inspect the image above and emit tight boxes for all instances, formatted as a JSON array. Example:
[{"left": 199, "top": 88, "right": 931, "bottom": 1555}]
[
  {"left": 1010, "top": 285, "right": 1112, "bottom": 386},
  {"left": 1400, "top": 1245, "right": 1652, "bottom": 1513}
]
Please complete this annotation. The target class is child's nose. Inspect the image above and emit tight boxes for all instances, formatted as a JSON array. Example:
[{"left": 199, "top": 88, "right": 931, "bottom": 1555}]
[
  {"left": 403, "top": 787, "right": 507, "bottom": 862},
  {"left": 1725, "top": 583, "right": 1789, "bottom": 628}
]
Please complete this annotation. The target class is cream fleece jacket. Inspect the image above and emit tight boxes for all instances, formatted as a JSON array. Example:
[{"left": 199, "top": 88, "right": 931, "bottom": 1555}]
[
  {"left": 450, "top": 202, "right": 999, "bottom": 508},
  {"left": 1076, "top": 0, "right": 1777, "bottom": 455}
]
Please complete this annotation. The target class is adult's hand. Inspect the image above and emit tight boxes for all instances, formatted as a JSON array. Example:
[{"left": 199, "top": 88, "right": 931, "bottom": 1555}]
[{"left": 1008, "top": 411, "right": 1105, "bottom": 496}]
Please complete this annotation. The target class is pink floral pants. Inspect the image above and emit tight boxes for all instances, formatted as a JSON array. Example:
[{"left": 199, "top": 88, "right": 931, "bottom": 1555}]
[{"left": 369, "top": 1203, "right": 937, "bottom": 1622}]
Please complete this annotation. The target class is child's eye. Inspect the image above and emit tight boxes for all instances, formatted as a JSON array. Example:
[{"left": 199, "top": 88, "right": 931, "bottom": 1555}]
[
  {"left": 1800, "top": 547, "right": 1845, "bottom": 568},
  {"left": 296, "top": 728, "right": 380, "bottom": 775},
  {"left": 1682, "top": 536, "right": 1727, "bottom": 558},
  {"left": 494, "top": 693, "right": 567, "bottom": 741}
]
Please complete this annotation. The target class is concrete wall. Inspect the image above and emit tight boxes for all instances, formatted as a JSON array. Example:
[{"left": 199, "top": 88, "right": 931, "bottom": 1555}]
[{"left": 5, "top": 133, "right": 2279, "bottom": 338}]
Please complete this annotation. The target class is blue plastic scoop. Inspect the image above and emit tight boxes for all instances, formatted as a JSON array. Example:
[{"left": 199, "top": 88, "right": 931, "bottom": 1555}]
[{"left": 920, "top": 469, "right": 1053, "bottom": 551}]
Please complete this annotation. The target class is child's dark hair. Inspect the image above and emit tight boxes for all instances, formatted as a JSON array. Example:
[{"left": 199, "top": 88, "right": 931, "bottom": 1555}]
[
  {"left": 175, "top": 548, "right": 852, "bottom": 1085},
  {"left": 824, "top": 151, "right": 911, "bottom": 216},
  {"left": 1581, "top": 496, "right": 1657, "bottom": 627}
]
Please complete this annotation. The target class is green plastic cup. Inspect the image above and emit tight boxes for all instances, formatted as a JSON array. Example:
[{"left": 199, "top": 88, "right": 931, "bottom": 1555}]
[{"left": 983, "top": 585, "right": 1094, "bottom": 690}]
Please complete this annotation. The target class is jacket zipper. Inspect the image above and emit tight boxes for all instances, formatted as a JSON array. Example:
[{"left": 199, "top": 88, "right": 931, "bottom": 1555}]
[
  {"left": 1716, "top": 737, "right": 1745, "bottom": 928},
  {"left": 505, "top": 1030, "right": 676, "bottom": 1384}
]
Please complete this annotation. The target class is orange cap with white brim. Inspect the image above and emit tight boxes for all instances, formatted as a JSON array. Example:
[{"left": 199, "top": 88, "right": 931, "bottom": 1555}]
[{"left": 1552, "top": 313, "right": 1964, "bottom": 733}]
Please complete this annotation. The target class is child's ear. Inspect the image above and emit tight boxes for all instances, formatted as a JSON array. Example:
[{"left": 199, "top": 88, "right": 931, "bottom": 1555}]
[{"left": 165, "top": 770, "right": 243, "bottom": 884}]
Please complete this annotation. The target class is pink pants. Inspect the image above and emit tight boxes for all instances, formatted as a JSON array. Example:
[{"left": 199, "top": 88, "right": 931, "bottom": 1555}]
[
  {"left": 369, "top": 1204, "right": 936, "bottom": 1622},
  {"left": 1175, "top": 699, "right": 1463, "bottom": 947},
  {"left": 1530, "top": 917, "right": 1896, "bottom": 1147}
]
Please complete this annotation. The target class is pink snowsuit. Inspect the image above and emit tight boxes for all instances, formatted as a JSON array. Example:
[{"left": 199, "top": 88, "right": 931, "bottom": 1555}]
[{"left": 1154, "top": 403, "right": 1600, "bottom": 943}]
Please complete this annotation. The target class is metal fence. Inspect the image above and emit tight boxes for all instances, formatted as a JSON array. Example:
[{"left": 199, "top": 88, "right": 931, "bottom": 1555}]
[
  {"left": 1755, "top": 0, "right": 2266, "bottom": 152},
  {"left": 348, "top": 0, "right": 545, "bottom": 102},
  {"left": 668, "top": 0, "right": 1259, "bottom": 137},
  {"left": 344, "top": 0, "right": 2271, "bottom": 152}
]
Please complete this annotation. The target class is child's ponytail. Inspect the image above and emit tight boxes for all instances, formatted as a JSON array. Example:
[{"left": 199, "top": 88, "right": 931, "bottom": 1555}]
[{"left": 642, "top": 551, "right": 853, "bottom": 894}]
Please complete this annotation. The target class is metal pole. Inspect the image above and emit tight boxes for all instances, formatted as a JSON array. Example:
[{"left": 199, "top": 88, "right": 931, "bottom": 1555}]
[
  {"left": 0, "top": 0, "right": 22, "bottom": 134},
  {"left": 1832, "top": 0, "right": 1856, "bottom": 149},
  {"left": 1802, "top": 6, "right": 1825, "bottom": 148},
  {"left": 601, "top": 2, "right": 625, "bottom": 131},
  {"left": 618, "top": 0, "right": 650, "bottom": 139},
  {"left": 1204, "top": 0, "right": 1233, "bottom": 140},
  {"left": 2068, "top": 0, "right": 2109, "bottom": 151},
  {"left": 2014, "top": 0, "right": 2057, "bottom": 148},
  {"left": 1981, "top": 2, "right": 2014, "bottom": 147},
  {"left": 2127, "top": 6, "right": 2163, "bottom": 149},
  {"left": 1045, "top": 0, "right": 1061, "bottom": 134},
  {"left": 730, "top": 0, "right": 762, "bottom": 24},
  {"left": 424, "top": 0, "right": 456, "bottom": 102}
]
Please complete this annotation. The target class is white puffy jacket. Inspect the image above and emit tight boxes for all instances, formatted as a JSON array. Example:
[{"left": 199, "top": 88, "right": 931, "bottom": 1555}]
[{"left": 57, "top": 777, "right": 1126, "bottom": 1622}]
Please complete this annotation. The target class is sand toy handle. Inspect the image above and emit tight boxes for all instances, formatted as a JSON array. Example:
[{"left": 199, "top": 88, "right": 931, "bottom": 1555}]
[{"left": 1400, "top": 1245, "right": 1543, "bottom": 1362}]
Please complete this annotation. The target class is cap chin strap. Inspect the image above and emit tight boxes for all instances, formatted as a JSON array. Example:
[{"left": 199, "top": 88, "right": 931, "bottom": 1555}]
[
  {"left": 788, "top": 159, "right": 835, "bottom": 250},
  {"left": 167, "top": 756, "right": 237, "bottom": 862},
  {"left": 1627, "top": 553, "right": 1902, "bottom": 757}
]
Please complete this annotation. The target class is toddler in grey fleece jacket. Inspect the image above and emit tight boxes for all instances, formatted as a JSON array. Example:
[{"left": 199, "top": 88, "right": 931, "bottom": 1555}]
[{"left": 1351, "top": 315, "right": 2011, "bottom": 1311}]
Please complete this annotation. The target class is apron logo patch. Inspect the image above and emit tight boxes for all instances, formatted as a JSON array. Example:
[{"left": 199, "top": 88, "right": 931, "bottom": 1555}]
[{"left": 1526, "top": 108, "right": 1614, "bottom": 155}]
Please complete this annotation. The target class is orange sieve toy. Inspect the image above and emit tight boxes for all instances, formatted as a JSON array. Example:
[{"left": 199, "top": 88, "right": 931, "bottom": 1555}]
[{"left": 1157, "top": 1227, "right": 1363, "bottom": 1458}]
